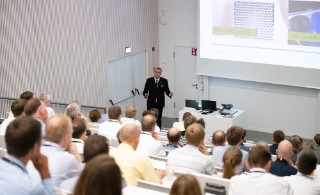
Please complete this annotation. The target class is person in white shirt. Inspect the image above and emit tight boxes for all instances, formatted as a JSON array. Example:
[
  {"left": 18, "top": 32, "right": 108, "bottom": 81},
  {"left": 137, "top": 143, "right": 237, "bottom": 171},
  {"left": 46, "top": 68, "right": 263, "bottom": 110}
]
[
  {"left": 6, "top": 91, "right": 33, "bottom": 119},
  {"left": 229, "top": 145, "right": 293, "bottom": 195},
  {"left": 121, "top": 105, "right": 141, "bottom": 129},
  {"left": 40, "top": 115, "right": 83, "bottom": 187},
  {"left": 211, "top": 130, "right": 227, "bottom": 168},
  {"left": 40, "top": 93, "right": 56, "bottom": 118},
  {"left": 99, "top": 105, "right": 123, "bottom": 139},
  {"left": 0, "top": 99, "right": 26, "bottom": 136},
  {"left": 65, "top": 101, "right": 90, "bottom": 130},
  {"left": 71, "top": 118, "right": 88, "bottom": 154},
  {"left": 285, "top": 148, "right": 320, "bottom": 195},
  {"left": 136, "top": 114, "right": 165, "bottom": 156}
]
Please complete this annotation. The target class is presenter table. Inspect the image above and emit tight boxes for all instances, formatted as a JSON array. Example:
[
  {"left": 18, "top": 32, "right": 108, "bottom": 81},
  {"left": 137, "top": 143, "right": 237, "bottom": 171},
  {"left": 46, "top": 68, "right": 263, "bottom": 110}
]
[{"left": 179, "top": 108, "right": 245, "bottom": 136}]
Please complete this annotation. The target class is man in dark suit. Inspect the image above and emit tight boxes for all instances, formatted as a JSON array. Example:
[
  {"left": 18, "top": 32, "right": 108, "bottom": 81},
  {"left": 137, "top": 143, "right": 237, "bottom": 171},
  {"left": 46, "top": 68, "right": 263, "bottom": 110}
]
[{"left": 143, "top": 67, "right": 173, "bottom": 129}]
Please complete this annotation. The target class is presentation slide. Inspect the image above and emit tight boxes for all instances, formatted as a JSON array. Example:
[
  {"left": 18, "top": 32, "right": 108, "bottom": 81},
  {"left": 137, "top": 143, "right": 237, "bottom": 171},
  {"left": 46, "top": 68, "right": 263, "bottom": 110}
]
[{"left": 200, "top": 0, "right": 320, "bottom": 69}]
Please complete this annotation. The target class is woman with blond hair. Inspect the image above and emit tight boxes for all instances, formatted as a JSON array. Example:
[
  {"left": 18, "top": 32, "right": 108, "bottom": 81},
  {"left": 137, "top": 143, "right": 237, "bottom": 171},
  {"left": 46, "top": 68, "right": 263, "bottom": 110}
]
[{"left": 222, "top": 146, "right": 242, "bottom": 179}]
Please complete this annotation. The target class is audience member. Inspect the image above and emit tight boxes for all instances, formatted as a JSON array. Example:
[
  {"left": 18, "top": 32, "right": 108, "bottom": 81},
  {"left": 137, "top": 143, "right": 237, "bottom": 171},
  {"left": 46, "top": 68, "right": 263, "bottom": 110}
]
[
  {"left": 169, "top": 174, "right": 201, "bottom": 195},
  {"left": 298, "top": 142, "right": 314, "bottom": 153},
  {"left": 24, "top": 98, "right": 48, "bottom": 137},
  {"left": 289, "top": 135, "right": 302, "bottom": 164},
  {"left": 110, "top": 124, "right": 163, "bottom": 186},
  {"left": 89, "top": 109, "right": 101, "bottom": 123},
  {"left": 167, "top": 123, "right": 214, "bottom": 175},
  {"left": 172, "top": 112, "right": 192, "bottom": 132},
  {"left": 270, "top": 140, "right": 297, "bottom": 177},
  {"left": 136, "top": 114, "right": 165, "bottom": 156},
  {"left": 181, "top": 114, "right": 197, "bottom": 144},
  {"left": 255, "top": 141, "right": 270, "bottom": 152},
  {"left": 149, "top": 108, "right": 161, "bottom": 132},
  {"left": 20, "top": 91, "right": 34, "bottom": 100},
  {"left": 222, "top": 146, "right": 242, "bottom": 179},
  {"left": 39, "top": 93, "right": 56, "bottom": 118},
  {"left": 0, "top": 116, "right": 54, "bottom": 194},
  {"left": 99, "top": 105, "right": 123, "bottom": 139},
  {"left": 0, "top": 99, "right": 26, "bottom": 136},
  {"left": 196, "top": 118, "right": 205, "bottom": 128},
  {"left": 285, "top": 148, "right": 320, "bottom": 195},
  {"left": 65, "top": 102, "right": 90, "bottom": 131},
  {"left": 60, "top": 135, "right": 111, "bottom": 191},
  {"left": 121, "top": 105, "right": 141, "bottom": 129},
  {"left": 40, "top": 115, "right": 83, "bottom": 186},
  {"left": 240, "top": 129, "right": 250, "bottom": 152},
  {"left": 226, "top": 126, "right": 248, "bottom": 174},
  {"left": 269, "top": 130, "right": 285, "bottom": 155},
  {"left": 71, "top": 118, "right": 88, "bottom": 154},
  {"left": 73, "top": 155, "right": 122, "bottom": 195},
  {"left": 163, "top": 127, "right": 181, "bottom": 152},
  {"left": 313, "top": 134, "right": 320, "bottom": 164},
  {"left": 6, "top": 91, "right": 33, "bottom": 119},
  {"left": 211, "top": 130, "right": 227, "bottom": 168},
  {"left": 229, "top": 145, "right": 293, "bottom": 195}
]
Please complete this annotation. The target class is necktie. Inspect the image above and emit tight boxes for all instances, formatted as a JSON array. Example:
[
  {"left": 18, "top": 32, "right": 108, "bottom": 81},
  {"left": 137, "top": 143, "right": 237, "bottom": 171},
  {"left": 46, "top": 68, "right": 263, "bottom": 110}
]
[{"left": 155, "top": 79, "right": 159, "bottom": 87}]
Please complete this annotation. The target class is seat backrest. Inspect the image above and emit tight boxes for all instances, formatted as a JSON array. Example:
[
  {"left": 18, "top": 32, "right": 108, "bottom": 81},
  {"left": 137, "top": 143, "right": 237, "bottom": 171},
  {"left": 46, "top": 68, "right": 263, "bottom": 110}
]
[
  {"left": 191, "top": 172, "right": 230, "bottom": 195},
  {"left": 89, "top": 128, "right": 99, "bottom": 135},
  {"left": 0, "top": 135, "right": 6, "bottom": 149},
  {"left": 109, "top": 138, "right": 120, "bottom": 148},
  {"left": 137, "top": 179, "right": 170, "bottom": 194},
  {"left": 149, "top": 154, "right": 167, "bottom": 162}
]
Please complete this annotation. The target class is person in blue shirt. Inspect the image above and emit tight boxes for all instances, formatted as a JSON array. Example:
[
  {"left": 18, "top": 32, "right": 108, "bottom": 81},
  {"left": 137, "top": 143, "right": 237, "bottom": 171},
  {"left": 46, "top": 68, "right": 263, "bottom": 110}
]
[
  {"left": 0, "top": 116, "right": 54, "bottom": 195},
  {"left": 163, "top": 127, "right": 182, "bottom": 154}
]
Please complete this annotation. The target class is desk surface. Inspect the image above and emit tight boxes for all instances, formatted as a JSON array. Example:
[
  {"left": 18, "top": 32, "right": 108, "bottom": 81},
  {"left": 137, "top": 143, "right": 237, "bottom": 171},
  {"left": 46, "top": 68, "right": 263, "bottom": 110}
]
[{"left": 179, "top": 107, "right": 246, "bottom": 135}]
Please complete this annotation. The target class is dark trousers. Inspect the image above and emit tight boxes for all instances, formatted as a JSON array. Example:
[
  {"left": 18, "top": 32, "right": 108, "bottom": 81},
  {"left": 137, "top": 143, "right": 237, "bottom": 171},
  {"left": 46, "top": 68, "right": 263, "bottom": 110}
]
[{"left": 147, "top": 105, "right": 163, "bottom": 129}]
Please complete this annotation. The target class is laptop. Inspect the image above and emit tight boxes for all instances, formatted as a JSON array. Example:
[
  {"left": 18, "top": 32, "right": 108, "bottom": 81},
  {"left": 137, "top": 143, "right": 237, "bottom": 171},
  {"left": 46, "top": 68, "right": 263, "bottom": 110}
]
[
  {"left": 201, "top": 100, "right": 219, "bottom": 113},
  {"left": 185, "top": 99, "right": 200, "bottom": 110}
]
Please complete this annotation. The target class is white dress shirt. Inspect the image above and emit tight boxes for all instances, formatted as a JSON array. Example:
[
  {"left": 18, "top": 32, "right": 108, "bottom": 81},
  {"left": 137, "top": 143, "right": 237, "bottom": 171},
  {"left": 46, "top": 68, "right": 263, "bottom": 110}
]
[
  {"left": 98, "top": 119, "right": 122, "bottom": 139},
  {"left": 46, "top": 107, "right": 56, "bottom": 118},
  {"left": 229, "top": 168, "right": 293, "bottom": 195},
  {"left": 40, "top": 141, "right": 83, "bottom": 187},
  {"left": 121, "top": 117, "right": 141, "bottom": 129},
  {"left": 72, "top": 138, "right": 84, "bottom": 154},
  {"left": 0, "top": 117, "right": 15, "bottom": 136},
  {"left": 136, "top": 132, "right": 165, "bottom": 156},
  {"left": 284, "top": 172, "right": 320, "bottom": 195}
]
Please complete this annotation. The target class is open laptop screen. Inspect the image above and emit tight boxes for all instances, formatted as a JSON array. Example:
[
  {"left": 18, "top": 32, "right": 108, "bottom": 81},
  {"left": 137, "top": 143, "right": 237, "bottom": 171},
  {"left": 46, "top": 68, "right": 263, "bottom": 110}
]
[
  {"left": 201, "top": 100, "right": 217, "bottom": 111},
  {"left": 185, "top": 99, "right": 200, "bottom": 110}
]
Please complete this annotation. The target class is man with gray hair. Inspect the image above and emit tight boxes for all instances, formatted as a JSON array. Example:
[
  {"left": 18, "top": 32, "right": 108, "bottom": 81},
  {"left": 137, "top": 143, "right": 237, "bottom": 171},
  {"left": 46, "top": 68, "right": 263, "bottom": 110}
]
[
  {"left": 40, "top": 93, "right": 56, "bottom": 118},
  {"left": 65, "top": 101, "right": 90, "bottom": 131}
]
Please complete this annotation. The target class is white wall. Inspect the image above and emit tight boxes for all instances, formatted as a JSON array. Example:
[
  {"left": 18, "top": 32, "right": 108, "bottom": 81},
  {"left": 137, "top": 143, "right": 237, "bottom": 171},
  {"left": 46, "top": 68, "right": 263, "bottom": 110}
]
[
  {"left": 0, "top": 0, "right": 158, "bottom": 108},
  {"left": 158, "top": 0, "right": 197, "bottom": 117},
  {"left": 158, "top": 0, "right": 320, "bottom": 139}
]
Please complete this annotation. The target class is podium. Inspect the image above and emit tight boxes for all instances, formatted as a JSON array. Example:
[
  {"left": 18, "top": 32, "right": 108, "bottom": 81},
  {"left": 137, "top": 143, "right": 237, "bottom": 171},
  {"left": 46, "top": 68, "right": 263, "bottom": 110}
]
[{"left": 178, "top": 107, "right": 245, "bottom": 136}]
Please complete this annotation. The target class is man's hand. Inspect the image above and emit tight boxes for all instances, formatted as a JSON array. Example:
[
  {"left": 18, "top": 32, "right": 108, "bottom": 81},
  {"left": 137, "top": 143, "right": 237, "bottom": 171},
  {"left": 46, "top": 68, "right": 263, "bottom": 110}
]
[
  {"left": 32, "top": 154, "right": 51, "bottom": 179},
  {"left": 169, "top": 92, "right": 173, "bottom": 98},
  {"left": 144, "top": 93, "right": 149, "bottom": 99}
]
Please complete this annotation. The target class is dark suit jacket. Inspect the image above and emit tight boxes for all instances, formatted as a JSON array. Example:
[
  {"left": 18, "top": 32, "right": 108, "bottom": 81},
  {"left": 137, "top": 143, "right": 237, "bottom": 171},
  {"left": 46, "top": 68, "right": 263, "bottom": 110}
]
[{"left": 143, "top": 77, "right": 171, "bottom": 108}]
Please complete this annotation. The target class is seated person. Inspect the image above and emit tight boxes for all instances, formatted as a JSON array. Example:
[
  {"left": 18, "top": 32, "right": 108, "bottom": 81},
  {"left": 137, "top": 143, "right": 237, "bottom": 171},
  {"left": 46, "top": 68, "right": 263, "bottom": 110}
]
[
  {"left": 167, "top": 123, "right": 214, "bottom": 175},
  {"left": 240, "top": 129, "right": 250, "bottom": 152},
  {"left": 99, "top": 105, "right": 123, "bottom": 139},
  {"left": 289, "top": 135, "right": 302, "bottom": 164},
  {"left": 163, "top": 127, "right": 182, "bottom": 152},
  {"left": 121, "top": 105, "right": 141, "bottom": 129},
  {"left": 136, "top": 114, "right": 165, "bottom": 156},
  {"left": 110, "top": 124, "right": 164, "bottom": 186},
  {"left": 222, "top": 147, "right": 242, "bottom": 179},
  {"left": 172, "top": 112, "right": 192, "bottom": 132},
  {"left": 270, "top": 140, "right": 297, "bottom": 177},
  {"left": 0, "top": 116, "right": 54, "bottom": 194},
  {"left": 313, "top": 134, "right": 320, "bottom": 164},
  {"left": 39, "top": 115, "right": 83, "bottom": 187},
  {"left": 211, "top": 130, "right": 227, "bottom": 168},
  {"left": 229, "top": 145, "right": 293, "bottom": 195},
  {"left": 71, "top": 118, "right": 88, "bottom": 154},
  {"left": 74, "top": 155, "right": 122, "bottom": 195},
  {"left": 169, "top": 174, "right": 201, "bottom": 195},
  {"left": 285, "top": 148, "right": 320, "bottom": 194},
  {"left": 226, "top": 126, "right": 248, "bottom": 174},
  {"left": 89, "top": 109, "right": 101, "bottom": 123},
  {"left": 269, "top": 130, "right": 285, "bottom": 155}
]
